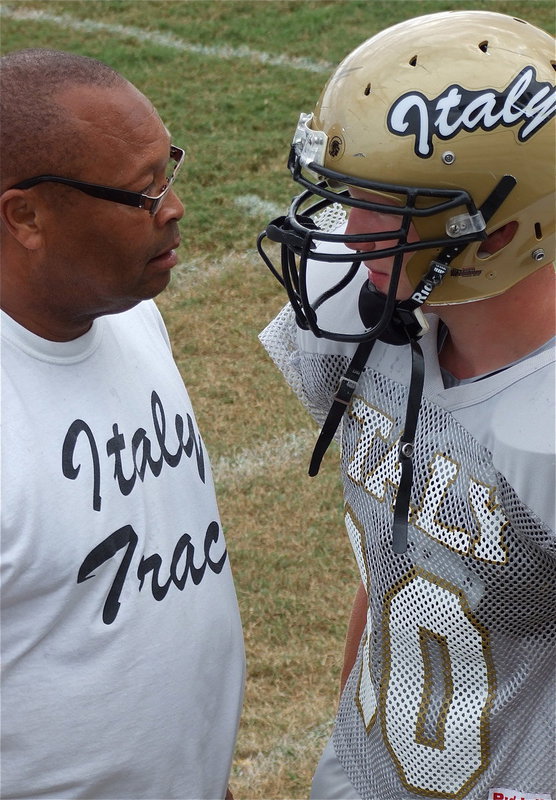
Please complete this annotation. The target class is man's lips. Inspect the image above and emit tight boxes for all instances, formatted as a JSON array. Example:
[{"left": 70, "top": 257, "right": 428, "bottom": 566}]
[
  {"left": 148, "top": 240, "right": 181, "bottom": 268},
  {"left": 367, "top": 265, "right": 389, "bottom": 282}
]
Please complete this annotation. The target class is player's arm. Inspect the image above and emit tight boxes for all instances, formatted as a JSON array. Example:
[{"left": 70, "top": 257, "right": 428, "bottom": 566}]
[{"left": 340, "top": 580, "right": 368, "bottom": 693}]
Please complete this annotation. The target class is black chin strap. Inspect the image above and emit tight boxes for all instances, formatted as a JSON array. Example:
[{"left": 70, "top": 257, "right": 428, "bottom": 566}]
[
  {"left": 392, "top": 338, "right": 425, "bottom": 554},
  {"left": 309, "top": 278, "right": 426, "bottom": 553},
  {"left": 308, "top": 329, "right": 424, "bottom": 555},
  {"left": 308, "top": 338, "right": 376, "bottom": 477}
]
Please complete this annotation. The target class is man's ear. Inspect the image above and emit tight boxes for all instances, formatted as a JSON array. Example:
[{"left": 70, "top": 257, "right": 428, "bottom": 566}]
[
  {"left": 0, "top": 189, "right": 45, "bottom": 250},
  {"left": 478, "top": 220, "right": 518, "bottom": 257}
]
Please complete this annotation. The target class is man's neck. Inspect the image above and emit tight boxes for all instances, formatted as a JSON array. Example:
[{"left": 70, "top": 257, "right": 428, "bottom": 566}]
[
  {"left": 434, "top": 264, "right": 555, "bottom": 380},
  {"left": 1, "top": 302, "right": 94, "bottom": 342}
]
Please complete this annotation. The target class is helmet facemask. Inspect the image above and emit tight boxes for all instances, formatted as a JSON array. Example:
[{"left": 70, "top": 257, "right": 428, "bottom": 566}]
[{"left": 258, "top": 112, "right": 514, "bottom": 345}]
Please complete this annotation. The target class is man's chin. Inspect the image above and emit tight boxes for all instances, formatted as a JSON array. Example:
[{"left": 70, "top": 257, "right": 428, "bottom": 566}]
[{"left": 142, "top": 268, "right": 173, "bottom": 299}]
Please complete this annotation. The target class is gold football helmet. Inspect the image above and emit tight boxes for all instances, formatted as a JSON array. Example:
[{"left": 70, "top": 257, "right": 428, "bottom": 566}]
[{"left": 259, "top": 10, "right": 555, "bottom": 342}]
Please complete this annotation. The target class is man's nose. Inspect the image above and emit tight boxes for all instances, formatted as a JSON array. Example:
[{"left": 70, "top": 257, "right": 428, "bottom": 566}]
[{"left": 156, "top": 187, "right": 185, "bottom": 224}]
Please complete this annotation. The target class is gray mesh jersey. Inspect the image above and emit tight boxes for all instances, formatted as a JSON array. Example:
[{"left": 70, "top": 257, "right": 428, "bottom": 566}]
[{"left": 260, "top": 304, "right": 555, "bottom": 800}]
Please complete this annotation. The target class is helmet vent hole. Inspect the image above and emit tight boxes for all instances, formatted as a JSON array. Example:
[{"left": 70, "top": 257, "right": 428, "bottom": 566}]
[
  {"left": 409, "top": 55, "right": 418, "bottom": 66},
  {"left": 535, "top": 222, "right": 543, "bottom": 240},
  {"left": 479, "top": 40, "right": 489, "bottom": 53},
  {"left": 551, "top": 61, "right": 556, "bottom": 72},
  {"left": 364, "top": 83, "right": 372, "bottom": 96}
]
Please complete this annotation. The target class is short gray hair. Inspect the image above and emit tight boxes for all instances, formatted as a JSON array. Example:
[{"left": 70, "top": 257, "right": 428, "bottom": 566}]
[{"left": 0, "top": 48, "right": 129, "bottom": 189}]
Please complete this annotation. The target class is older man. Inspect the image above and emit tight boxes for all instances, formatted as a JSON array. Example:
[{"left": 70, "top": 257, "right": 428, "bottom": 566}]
[{"left": 1, "top": 49, "right": 244, "bottom": 799}]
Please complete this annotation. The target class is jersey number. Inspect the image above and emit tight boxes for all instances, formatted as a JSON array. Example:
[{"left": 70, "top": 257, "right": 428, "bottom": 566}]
[{"left": 359, "top": 570, "right": 493, "bottom": 798}]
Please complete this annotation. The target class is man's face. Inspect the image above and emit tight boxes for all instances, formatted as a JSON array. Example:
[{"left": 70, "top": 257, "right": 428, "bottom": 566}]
[
  {"left": 36, "top": 82, "right": 184, "bottom": 325},
  {"left": 344, "top": 187, "right": 419, "bottom": 301}
]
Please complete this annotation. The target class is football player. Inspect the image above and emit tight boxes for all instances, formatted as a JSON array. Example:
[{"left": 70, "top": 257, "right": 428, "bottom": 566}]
[{"left": 258, "top": 10, "right": 555, "bottom": 799}]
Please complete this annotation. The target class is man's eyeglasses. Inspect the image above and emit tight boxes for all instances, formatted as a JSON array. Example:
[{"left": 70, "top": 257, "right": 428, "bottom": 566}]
[{"left": 8, "top": 145, "right": 185, "bottom": 216}]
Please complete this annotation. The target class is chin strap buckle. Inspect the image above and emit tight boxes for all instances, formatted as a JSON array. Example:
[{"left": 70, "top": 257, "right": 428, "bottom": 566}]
[
  {"left": 399, "top": 441, "right": 415, "bottom": 459},
  {"left": 335, "top": 376, "right": 358, "bottom": 406}
]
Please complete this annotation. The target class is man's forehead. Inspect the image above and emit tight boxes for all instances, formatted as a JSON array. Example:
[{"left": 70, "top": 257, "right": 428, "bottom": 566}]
[
  {"left": 55, "top": 82, "right": 170, "bottom": 177},
  {"left": 56, "top": 82, "right": 164, "bottom": 143}
]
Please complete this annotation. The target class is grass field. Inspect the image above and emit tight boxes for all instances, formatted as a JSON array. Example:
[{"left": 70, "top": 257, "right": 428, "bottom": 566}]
[{"left": 2, "top": 1, "right": 553, "bottom": 797}]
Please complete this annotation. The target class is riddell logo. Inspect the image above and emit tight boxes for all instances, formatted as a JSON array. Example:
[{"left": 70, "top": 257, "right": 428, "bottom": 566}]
[
  {"left": 494, "top": 795, "right": 541, "bottom": 800},
  {"left": 489, "top": 790, "right": 552, "bottom": 800},
  {"left": 411, "top": 283, "right": 435, "bottom": 304},
  {"left": 450, "top": 267, "right": 482, "bottom": 278}
]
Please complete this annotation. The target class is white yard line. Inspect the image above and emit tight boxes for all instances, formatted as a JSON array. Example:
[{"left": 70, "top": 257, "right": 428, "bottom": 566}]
[
  {"left": 0, "top": 5, "right": 333, "bottom": 74},
  {"left": 166, "top": 249, "right": 261, "bottom": 290},
  {"left": 234, "top": 194, "right": 285, "bottom": 219},
  {"left": 212, "top": 429, "right": 320, "bottom": 484}
]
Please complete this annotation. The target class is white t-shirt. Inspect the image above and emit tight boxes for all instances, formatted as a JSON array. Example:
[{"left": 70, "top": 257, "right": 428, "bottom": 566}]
[{"left": 1, "top": 301, "right": 245, "bottom": 799}]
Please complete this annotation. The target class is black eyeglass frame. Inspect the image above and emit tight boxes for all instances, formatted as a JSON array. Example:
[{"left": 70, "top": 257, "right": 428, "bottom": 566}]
[{"left": 8, "top": 145, "right": 185, "bottom": 215}]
